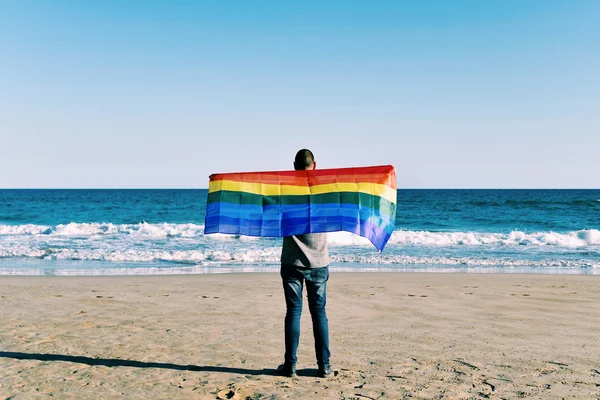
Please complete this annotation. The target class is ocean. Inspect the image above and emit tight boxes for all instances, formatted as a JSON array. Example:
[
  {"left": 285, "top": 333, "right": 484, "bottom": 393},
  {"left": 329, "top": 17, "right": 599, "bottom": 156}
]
[{"left": 0, "top": 189, "right": 598, "bottom": 275}]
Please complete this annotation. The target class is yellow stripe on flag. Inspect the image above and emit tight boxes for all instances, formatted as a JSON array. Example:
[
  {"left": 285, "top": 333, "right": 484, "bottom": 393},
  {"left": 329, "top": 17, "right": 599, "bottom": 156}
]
[{"left": 209, "top": 180, "right": 396, "bottom": 204}]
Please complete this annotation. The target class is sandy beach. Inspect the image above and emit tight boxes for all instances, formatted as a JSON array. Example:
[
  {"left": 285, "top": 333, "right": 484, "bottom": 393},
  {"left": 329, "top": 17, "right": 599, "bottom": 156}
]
[{"left": 1, "top": 272, "right": 599, "bottom": 399}]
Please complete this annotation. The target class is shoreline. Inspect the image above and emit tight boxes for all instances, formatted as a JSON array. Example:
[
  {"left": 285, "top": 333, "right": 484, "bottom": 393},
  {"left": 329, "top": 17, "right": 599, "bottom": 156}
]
[
  {"left": 2, "top": 273, "right": 599, "bottom": 399},
  {"left": 1, "top": 261, "right": 599, "bottom": 277}
]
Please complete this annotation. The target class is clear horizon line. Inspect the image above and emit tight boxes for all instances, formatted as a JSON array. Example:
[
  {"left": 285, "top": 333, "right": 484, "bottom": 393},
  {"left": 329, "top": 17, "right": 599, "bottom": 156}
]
[{"left": 1, "top": 187, "right": 599, "bottom": 190}]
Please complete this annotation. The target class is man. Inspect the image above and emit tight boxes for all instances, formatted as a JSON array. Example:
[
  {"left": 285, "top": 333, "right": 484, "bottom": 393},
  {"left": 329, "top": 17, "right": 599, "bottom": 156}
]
[{"left": 277, "top": 149, "right": 331, "bottom": 378}]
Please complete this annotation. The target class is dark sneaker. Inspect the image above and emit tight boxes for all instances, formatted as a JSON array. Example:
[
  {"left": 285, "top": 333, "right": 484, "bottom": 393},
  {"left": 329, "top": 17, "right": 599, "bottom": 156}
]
[
  {"left": 276, "top": 363, "right": 297, "bottom": 377},
  {"left": 318, "top": 364, "right": 331, "bottom": 378}
]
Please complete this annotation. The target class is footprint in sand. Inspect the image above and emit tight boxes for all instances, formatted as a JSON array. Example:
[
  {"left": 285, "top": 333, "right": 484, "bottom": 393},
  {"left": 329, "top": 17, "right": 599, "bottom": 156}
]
[
  {"left": 387, "top": 375, "right": 407, "bottom": 381},
  {"left": 80, "top": 321, "right": 97, "bottom": 329},
  {"left": 217, "top": 389, "right": 235, "bottom": 399},
  {"left": 216, "top": 384, "right": 256, "bottom": 400},
  {"left": 338, "top": 369, "right": 361, "bottom": 378}
]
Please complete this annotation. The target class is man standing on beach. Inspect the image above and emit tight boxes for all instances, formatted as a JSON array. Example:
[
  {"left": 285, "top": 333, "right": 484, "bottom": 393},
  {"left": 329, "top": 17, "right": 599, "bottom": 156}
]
[{"left": 277, "top": 149, "right": 332, "bottom": 378}]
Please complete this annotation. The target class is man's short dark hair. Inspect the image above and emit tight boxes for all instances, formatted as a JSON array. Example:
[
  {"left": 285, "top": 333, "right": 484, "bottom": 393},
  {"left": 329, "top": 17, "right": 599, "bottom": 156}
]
[{"left": 294, "top": 149, "right": 315, "bottom": 170}]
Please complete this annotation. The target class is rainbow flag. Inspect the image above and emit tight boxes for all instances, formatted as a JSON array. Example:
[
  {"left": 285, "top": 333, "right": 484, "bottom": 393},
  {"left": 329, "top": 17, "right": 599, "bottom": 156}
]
[{"left": 205, "top": 165, "right": 397, "bottom": 252}]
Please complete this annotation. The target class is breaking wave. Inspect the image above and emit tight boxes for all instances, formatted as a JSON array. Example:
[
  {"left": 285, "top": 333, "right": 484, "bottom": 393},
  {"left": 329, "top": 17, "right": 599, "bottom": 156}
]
[
  {"left": 1, "top": 223, "right": 599, "bottom": 248},
  {"left": 1, "top": 223, "right": 598, "bottom": 275},
  {"left": 0, "top": 222, "right": 206, "bottom": 237}
]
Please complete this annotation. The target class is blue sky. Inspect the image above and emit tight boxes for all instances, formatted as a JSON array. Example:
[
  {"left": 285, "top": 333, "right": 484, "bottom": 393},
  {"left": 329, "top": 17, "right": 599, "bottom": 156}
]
[{"left": 1, "top": 0, "right": 598, "bottom": 188}]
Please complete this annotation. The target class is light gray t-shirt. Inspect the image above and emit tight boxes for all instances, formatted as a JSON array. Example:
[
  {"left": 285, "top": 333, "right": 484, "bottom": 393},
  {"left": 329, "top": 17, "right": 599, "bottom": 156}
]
[{"left": 281, "top": 233, "right": 330, "bottom": 268}]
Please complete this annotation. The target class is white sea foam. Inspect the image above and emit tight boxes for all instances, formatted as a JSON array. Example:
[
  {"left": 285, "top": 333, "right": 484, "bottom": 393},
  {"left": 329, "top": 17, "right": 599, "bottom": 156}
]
[
  {"left": 1, "top": 237, "right": 598, "bottom": 269},
  {"left": 1, "top": 223, "right": 599, "bottom": 248},
  {"left": 0, "top": 245, "right": 282, "bottom": 264},
  {"left": 392, "top": 229, "right": 600, "bottom": 247},
  {"left": 0, "top": 222, "right": 206, "bottom": 237},
  {"left": 330, "top": 254, "right": 599, "bottom": 268},
  {"left": 0, "top": 224, "right": 52, "bottom": 235},
  {"left": 331, "top": 229, "right": 600, "bottom": 248},
  {"left": 2, "top": 264, "right": 598, "bottom": 277},
  {"left": 0, "top": 253, "right": 597, "bottom": 276},
  {"left": 0, "top": 265, "right": 281, "bottom": 276}
]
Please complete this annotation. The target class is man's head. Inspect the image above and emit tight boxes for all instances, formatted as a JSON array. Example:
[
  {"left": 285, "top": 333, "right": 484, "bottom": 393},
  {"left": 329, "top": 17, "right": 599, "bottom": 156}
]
[{"left": 293, "top": 149, "right": 316, "bottom": 171}]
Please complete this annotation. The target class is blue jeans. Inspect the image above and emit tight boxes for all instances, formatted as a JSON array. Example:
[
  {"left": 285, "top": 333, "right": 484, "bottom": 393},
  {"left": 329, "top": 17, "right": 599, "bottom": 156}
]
[{"left": 281, "top": 264, "right": 330, "bottom": 367}]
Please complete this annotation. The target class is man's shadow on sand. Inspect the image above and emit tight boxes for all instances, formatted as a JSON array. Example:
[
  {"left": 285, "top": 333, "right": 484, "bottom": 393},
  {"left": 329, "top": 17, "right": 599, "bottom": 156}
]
[{"left": 0, "top": 351, "right": 321, "bottom": 377}]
